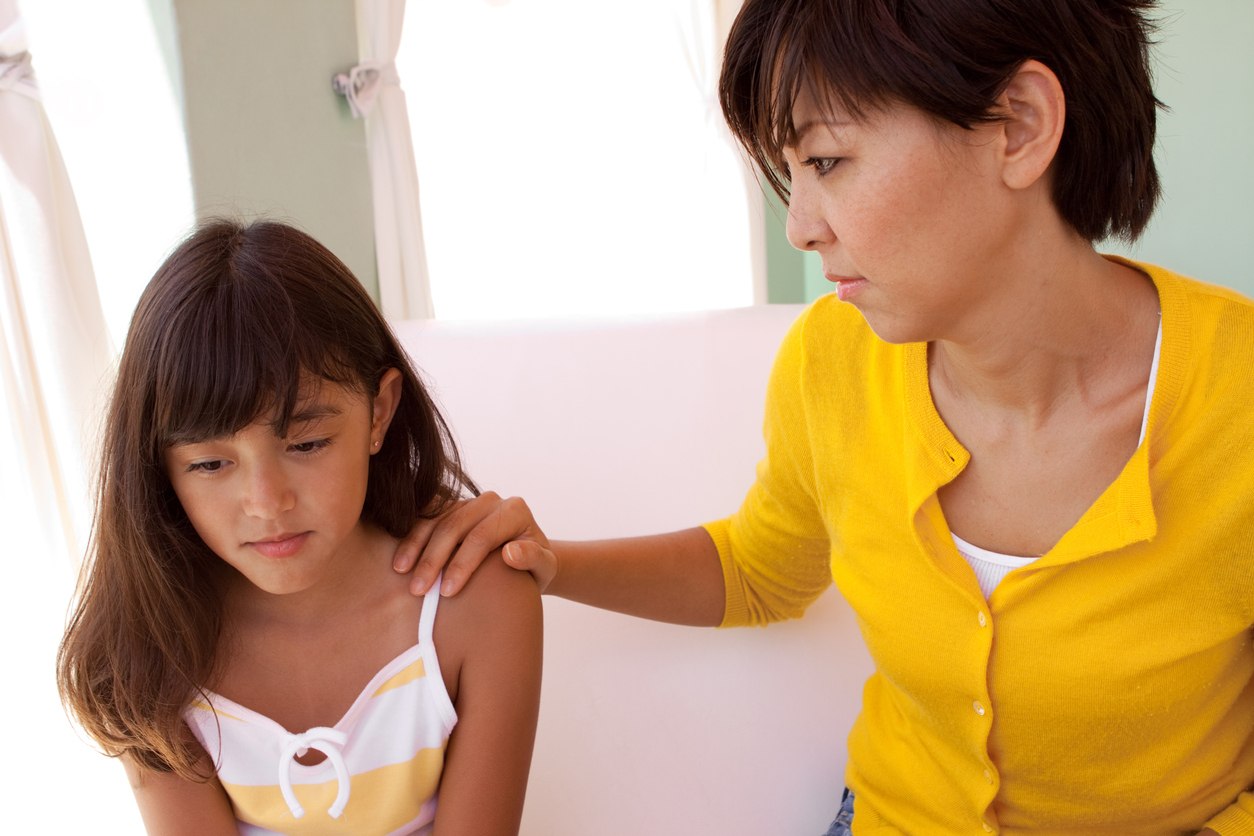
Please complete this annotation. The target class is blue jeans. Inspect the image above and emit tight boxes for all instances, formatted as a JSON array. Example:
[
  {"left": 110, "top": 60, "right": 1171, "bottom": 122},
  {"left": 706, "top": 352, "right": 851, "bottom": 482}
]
[{"left": 822, "top": 788, "right": 855, "bottom": 836}]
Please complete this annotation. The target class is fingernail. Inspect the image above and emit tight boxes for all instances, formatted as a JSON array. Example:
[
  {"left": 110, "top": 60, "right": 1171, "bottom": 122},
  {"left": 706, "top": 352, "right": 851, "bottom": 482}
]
[
  {"left": 440, "top": 576, "right": 456, "bottom": 597},
  {"left": 504, "top": 543, "right": 517, "bottom": 564}
]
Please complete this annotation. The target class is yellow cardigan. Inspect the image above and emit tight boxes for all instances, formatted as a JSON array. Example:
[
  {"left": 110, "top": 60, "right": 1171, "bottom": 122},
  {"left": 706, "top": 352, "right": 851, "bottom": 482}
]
[{"left": 705, "top": 261, "right": 1254, "bottom": 835}]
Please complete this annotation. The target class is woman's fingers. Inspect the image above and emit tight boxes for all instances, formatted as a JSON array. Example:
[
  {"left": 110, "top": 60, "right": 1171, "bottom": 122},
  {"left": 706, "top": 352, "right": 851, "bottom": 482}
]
[
  {"left": 403, "top": 492, "right": 501, "bottom": 595},
  {"left": 439, "top": 495, "right": 551, "bottom": 596},
  {"left": 393, "top": 514, "right": 442, "bottom": 575},
  {"left": 503, "top": 540, "right": 558, "bottom": 593},
  {"left": 395, "top": 493, "right": 551, "bottom": 597}
]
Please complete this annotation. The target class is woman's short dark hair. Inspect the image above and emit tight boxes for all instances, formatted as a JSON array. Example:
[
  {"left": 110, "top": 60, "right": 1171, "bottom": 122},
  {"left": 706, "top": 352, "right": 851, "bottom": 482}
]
[{"left": 719, "top": 0, "right": 1163, "bottom": 242}]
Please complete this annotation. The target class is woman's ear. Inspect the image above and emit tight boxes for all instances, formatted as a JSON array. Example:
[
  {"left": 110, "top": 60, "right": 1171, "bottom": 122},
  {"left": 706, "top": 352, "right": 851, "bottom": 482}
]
[
  {"left": 997, "top": 59, "right": 1066, "bottom": 191},
  {"left": 370, "top": 368, "right": 403, "bottom": 453}
]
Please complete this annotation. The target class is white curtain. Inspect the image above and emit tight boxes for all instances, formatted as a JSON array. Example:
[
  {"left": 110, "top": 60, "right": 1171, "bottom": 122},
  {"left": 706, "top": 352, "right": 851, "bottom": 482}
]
[
  {"left": 677, "top": 0, "right": 765, "bottom": 303},
  {"left": 400, "top": 0, "right": 760, "bottom": 319},
  {"left": 0, "top": 0, "right": 112, "bottom": 564},
  {"left": 334, "top": 0, "right": 433, "bottom": 319}
]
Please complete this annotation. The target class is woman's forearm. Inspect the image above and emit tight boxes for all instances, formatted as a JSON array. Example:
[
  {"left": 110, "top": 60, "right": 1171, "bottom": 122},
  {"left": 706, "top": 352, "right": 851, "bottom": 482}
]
[{"left": 548, "top": 527, "right": 725, "bottom": 626}]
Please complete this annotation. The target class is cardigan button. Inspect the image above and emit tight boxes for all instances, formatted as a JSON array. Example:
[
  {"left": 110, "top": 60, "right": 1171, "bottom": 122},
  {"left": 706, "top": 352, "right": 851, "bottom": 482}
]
[
  {"left": 973, "top": 700, "right": 986, "bottom": 716},
  {"left": 977, "top": 611, "right": 987, "bottom": 627}
]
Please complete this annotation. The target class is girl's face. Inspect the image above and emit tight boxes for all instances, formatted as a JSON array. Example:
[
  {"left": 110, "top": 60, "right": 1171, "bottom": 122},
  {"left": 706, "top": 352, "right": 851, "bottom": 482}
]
[
  {"left": 164, "top": 371, "right": 400, "bottom": 597},
  {"left": 782, "top": 88, "right": 1019, "bottom": 344}
]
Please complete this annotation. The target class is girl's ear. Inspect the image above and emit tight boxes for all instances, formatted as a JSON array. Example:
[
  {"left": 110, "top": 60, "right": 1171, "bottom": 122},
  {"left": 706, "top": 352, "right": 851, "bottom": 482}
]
[
  {"left": 370, "top": 368, "right": 403, "bottom": 453},
  {"left": 996, "top": 59, "right": 1066, "bottom": 191}
]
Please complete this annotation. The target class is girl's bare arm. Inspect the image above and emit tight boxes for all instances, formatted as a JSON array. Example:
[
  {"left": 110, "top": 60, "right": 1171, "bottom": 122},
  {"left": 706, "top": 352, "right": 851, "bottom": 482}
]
[
  {"left": 122, "top": 743, "right": 237, "bottom": 835},
  {"left": 433, "top": 554, "right": 544, "bottom": 835}
]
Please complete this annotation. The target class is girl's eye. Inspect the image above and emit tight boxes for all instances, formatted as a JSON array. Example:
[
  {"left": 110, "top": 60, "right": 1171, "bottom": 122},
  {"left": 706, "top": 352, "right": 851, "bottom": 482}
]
[
  {"left": 803, "top": 156, "right": 843, "bottom": 176},
  {"left": 289, "top": 438, "right": 331, "bottom": 455},
  {"left": 186, "top": 460, "right": 225, "bottom": 474}
]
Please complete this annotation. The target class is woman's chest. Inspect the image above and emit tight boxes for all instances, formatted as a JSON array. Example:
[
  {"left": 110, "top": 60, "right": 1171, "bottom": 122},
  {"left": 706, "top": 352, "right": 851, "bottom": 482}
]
[
  {"left": 933, "top": 384, "right": 1149, "bottom": 556},
  {"left": 935, "top": 429, "right": 1138, "bottom": 557}
]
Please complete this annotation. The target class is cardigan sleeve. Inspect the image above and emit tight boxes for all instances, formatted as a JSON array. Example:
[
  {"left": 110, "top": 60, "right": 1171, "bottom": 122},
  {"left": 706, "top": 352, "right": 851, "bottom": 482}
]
[
  {"left": 1204, "top": 789, "right": 1254, "bottom": 835},
  {"left": 704, "top": 306, "right": 833, "bottom": 627}
]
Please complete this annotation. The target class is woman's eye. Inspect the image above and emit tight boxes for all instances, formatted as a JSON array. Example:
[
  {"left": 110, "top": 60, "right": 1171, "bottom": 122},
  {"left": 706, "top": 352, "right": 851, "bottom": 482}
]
[
  {"left": 803, "top": 156, "right": 843, "bottom": 176},
  {"left": 186, "top": 460, "right": 225, "bottom": 474},
  {"left": 289, "top": 438, "right": 331, "bottom": 454}
]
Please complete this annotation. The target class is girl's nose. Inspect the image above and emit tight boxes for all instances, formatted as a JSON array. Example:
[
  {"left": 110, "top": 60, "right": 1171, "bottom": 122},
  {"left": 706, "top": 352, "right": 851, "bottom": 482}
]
[{"left": 242, "top": 465, "right": 295, "bottom": 519}]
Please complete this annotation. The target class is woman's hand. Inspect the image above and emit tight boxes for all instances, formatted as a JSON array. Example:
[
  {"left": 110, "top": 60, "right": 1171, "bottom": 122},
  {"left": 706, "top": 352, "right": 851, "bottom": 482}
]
[{"left": 393, "top": 492, "right": 557, "bottom": 597}]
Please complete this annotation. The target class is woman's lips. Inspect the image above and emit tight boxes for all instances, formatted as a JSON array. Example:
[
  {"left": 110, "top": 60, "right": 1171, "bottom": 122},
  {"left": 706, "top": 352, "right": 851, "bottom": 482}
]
[
  {"left": 247, "top": 532, "right": 310, "bottom": 558},
  {"left": 826, "top": 275, "right": 868, "bottom": 301}
]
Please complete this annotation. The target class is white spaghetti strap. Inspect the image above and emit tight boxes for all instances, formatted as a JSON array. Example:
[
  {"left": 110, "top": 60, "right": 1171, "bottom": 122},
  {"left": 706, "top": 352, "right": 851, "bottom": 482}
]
[{"left": 419, "top": 572, "right": 442, "bottom": 645}]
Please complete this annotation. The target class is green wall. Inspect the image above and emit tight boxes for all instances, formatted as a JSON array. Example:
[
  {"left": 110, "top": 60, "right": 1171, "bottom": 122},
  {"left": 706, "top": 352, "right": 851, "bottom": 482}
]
[
  {"left": 764, "top": 186, "right": 826, "bottom": 303},
  {"left": 768, "top": 1, "right": 1254, "bottom": 303},
  {"left": 1103, "top": 1, "right": 1254, "bottom": 292},
  {"left": 170, "top": 0, "right": 377, "bottom": 296}
]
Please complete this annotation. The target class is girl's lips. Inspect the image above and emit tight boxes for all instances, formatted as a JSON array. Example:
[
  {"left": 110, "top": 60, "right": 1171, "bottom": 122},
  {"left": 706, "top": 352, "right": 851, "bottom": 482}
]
[{"left": 248, "top": 532, "right": 310, "bottom": 558}]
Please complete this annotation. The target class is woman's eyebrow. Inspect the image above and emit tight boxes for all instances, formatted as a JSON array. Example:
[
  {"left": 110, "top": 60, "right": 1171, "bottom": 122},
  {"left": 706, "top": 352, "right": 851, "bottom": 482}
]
[{"left": 794, "top": 118, "right": 853, "bottom": 141}]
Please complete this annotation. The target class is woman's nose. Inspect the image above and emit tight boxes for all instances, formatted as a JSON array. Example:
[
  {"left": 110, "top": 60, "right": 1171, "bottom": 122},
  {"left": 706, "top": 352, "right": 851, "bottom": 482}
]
[
  {"left": 242, "top": 464, "right": 295, "bottom": 519},
  {"left": 784, "top": 183, "right": 835, "bottom": 252}
]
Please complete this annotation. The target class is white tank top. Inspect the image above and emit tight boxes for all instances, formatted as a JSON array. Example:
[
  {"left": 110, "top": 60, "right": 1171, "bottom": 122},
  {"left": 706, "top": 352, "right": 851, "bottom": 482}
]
[
  {"left": 184, "top": 578, "right": 457, "bottom": 835},
  {"left": 953, "top": 320, "right": 1163, "bottom": 599}
]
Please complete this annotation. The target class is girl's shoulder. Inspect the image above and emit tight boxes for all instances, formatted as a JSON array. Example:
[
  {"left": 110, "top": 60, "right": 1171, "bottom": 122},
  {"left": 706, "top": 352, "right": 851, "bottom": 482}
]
[
  {"left": 430, "top": 553, "right": 543, "bottom": 692},
  {"left": 435, "top": 553, "right": 542, "bottom": 645}
]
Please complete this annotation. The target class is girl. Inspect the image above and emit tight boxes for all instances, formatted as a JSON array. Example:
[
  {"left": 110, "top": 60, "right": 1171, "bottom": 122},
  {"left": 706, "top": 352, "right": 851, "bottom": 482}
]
[
  {"left": 394, "top": 1, "right": 1252, "bottom": 834},
  {"left": 58, "top": 219, "right": 542, "bottom": 835}
]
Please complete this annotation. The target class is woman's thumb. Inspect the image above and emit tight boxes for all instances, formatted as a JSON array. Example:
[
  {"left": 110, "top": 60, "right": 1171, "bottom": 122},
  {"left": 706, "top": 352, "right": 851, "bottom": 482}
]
[{"left": 503, "top": 540, "right": 556, "bottom": 591}]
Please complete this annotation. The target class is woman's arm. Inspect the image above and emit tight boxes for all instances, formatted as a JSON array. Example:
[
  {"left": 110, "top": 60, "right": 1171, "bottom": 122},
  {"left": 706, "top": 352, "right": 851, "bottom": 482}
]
[
  {"left": 122, "top": 742, "right": 237, "bottom": 835},
  {"left": 394, "top": 494, "right": 726, "bottom": 626},
  {"left": 433, "top": 553, "right": 543, "bottom": 835},
  {"left": 395, "top": 314, "right": 823, "bottom": 626},
  {"left": 545, "top": 529, "right": 724, "bottom": 626}
]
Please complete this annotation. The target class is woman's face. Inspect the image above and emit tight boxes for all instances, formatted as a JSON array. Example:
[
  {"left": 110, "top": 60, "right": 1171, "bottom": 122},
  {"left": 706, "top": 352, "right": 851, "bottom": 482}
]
[{"left": 783, "top": 88, "right": 1021, "bottom": 344}]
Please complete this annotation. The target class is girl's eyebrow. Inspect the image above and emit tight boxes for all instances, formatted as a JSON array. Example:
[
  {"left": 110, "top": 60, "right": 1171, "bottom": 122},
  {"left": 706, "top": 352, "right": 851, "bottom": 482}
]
[
  {"left": 164, "top": 432, "right": 206, "bottom": 449},
  {"left": 164, "top": 404, "right": 346, "bottom": 448},
  {"left": 289, "top": 403, "right": 344, "bottom": 424}
]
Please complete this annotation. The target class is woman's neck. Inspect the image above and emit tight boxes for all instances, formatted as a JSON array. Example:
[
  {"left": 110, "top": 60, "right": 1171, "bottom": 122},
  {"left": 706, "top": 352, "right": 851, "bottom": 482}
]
[{"left": 929, "top": 242, "right": 1160, "bottom": 424}]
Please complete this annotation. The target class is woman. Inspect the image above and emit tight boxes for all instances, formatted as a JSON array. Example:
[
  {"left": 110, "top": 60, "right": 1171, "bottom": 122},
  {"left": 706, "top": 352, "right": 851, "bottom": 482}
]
[{"left": 394, "top": 1, "right": 1252, "bottom": 832}]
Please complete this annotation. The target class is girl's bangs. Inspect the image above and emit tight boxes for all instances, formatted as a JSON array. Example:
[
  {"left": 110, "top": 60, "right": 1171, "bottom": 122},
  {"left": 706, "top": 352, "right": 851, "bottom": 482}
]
[{"left": 148, "top": 275, "right": 359, "bottom": 449}]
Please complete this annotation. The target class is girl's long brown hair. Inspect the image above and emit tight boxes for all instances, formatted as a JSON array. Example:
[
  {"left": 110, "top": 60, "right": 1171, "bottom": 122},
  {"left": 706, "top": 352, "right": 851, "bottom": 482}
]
[{"left": 57, "top": 219, "right": 475, "bottom": 778}]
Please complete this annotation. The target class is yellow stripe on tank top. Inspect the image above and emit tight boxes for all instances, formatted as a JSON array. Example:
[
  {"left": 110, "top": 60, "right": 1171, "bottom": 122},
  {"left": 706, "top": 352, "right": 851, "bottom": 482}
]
[
  {"left": 223, "top": 745, "right": 446, "bottom": 833},
  {"left": 373, "top": 658, "right": 427, "bottom": 697},
  {"left": 188, "top": 700, "right": 245, "bottom": 723}
]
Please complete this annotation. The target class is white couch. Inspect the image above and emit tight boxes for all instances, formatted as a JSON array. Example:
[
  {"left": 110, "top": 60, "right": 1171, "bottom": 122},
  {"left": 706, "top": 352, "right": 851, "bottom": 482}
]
[{"left": 393, "top": 305, "right": 874, "bottom": 836}]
